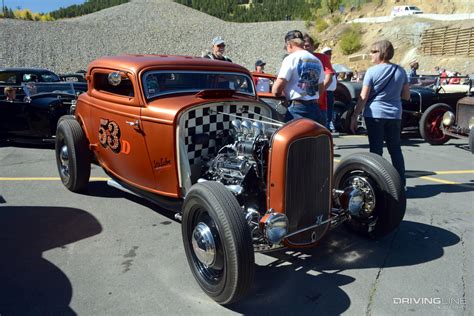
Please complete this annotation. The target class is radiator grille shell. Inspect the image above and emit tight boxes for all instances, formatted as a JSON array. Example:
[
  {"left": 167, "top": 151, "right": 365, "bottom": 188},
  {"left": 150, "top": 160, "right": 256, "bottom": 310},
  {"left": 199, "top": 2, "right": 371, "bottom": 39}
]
[{"left": 284, "top": 135, "right": 332, "bottom": 245}]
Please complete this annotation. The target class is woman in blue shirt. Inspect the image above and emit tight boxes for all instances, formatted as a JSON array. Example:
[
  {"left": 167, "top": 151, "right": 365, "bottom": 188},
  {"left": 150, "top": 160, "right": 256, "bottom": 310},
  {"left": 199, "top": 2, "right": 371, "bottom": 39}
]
[{"left": 350, "top": 39, "right": 411, "bottom": 187}]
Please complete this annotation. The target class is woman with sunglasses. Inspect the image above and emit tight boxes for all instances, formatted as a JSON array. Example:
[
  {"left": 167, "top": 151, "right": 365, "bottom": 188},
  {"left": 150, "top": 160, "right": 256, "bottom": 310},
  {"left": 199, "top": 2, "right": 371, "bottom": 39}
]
[{"left": 350, "top": 39, "right": 411, "bottom": 187}]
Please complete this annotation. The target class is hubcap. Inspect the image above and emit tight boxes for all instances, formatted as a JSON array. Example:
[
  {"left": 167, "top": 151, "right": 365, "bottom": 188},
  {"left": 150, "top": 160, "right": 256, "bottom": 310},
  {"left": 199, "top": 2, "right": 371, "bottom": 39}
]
[
  {"left": 59, "top": 144, "right": 70, "bottom": 180},
  {"left": 345, "top": 175, "right": 376, "bottom": 217},
  {"left": 192, "top": 222, "right": 216, "bottom": 267}
]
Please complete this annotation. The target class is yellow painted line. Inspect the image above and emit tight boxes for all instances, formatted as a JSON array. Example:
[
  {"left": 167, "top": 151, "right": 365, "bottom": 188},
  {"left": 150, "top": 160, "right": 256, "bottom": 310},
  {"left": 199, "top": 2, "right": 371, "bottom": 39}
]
[
  {"left": 338, "top": 135, "right": 367, "bottom": 138},
  {"left": 0, "top": 177, "right": 109, "bottom": 181},
  {"left": 419, "top": 176, "right": 460, "bottom": 185},
  {"left": 434, "top": 170, "right": 474, "bottom": 175}
]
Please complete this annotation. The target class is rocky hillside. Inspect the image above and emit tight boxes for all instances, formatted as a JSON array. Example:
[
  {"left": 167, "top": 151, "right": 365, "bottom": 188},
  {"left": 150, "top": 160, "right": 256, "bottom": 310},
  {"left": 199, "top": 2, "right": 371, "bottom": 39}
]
[
  {"left": 0, "top": 0, "right": 472, "bottom": 76},
  {"left": 0, "top": 0, "right": 305, "bottom": 74}
]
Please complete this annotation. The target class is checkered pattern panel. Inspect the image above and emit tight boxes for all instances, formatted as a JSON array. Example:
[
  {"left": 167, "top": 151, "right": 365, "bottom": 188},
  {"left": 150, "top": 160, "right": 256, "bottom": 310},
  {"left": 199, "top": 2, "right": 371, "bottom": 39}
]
[{"left": 182, "top": 103, "right": 268, "bottom": 166}]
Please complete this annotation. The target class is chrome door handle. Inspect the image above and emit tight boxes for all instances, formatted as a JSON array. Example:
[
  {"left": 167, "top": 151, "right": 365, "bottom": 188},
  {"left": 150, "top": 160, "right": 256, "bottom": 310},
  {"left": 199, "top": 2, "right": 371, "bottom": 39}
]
[
  {"left": 126, "top": 120, "right": 139, "bottom": 127},
  {"left": 125, "top": 120, "right": 141, "bottom": 131}
]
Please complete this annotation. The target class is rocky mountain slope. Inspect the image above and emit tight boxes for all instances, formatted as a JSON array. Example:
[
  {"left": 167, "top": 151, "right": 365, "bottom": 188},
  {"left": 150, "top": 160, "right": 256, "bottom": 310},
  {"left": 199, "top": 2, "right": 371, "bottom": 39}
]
[
  {"left": 0, "top": 0, "right": 305, "bottom": 74},
  {"left": 0, "top": 0, "right": 472, "bottom": 75}
]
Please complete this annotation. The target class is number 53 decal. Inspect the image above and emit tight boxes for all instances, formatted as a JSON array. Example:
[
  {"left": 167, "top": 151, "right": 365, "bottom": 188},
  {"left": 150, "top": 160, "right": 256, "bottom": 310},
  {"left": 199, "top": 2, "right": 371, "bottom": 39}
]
[{"left": 98, "top": 119, "right": 121, "bottom": 153}]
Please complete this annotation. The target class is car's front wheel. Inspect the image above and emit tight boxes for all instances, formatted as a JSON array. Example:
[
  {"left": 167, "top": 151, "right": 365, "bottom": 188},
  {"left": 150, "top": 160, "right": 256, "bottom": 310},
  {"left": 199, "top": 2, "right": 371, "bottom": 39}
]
[
  {"left": 55, "top": 116, "right": 91, "bottom": 192},
  {"left": 419, "top": 103, "right": 452, "bottom": 145},
  {"left": 182, "top": 181, "right": 254, "bottom": 305},
  {"left": 334, "top": 152, "right": 406, "bottom": 238}
]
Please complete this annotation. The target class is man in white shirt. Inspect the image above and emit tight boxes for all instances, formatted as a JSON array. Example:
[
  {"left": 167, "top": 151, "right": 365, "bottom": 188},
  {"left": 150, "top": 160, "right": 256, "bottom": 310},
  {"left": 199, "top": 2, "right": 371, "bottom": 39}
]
[{"left": 272, "top": 30, "right": 325, "bottom": 124}]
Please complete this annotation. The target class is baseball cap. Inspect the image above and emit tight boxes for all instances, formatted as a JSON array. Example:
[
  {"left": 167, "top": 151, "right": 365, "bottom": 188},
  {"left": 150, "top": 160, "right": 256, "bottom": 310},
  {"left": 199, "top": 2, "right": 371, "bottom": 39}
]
[
  {"left": 321, "top": 46, "right": 332, "bottom": 54},
  {"left": 284, "top": 30, "right": 303, "bottom": 42},
  {"left": 212, "top": 36, "right": 225, "bottom": 46},
  {"left": 255, "top": 59, "right": 266, "bottom": 68}
]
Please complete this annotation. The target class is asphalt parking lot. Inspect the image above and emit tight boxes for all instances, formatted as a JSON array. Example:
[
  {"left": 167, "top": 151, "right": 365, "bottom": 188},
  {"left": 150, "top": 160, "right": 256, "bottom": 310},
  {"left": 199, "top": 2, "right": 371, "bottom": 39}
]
[{"left": 0, "top": 134, "right": 472, "bottom": 315}]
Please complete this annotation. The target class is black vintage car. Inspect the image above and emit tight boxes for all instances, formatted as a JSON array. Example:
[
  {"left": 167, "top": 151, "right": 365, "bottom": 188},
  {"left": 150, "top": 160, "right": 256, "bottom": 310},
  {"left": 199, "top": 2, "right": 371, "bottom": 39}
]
[
  {"left": 59, "top": 72, "right": 87, "bottom": 82},
  {"left": 422, "top": 96, "right": 474, "bottom": 153},
  {"left": 0, "top": 82, "right": 87, "bottom": 144},
  {"left": 334, "top": 78, "right": 472, "bottom": 135},
  {"left": 0, "top": 67, "right": 61, "bottom": 89}
]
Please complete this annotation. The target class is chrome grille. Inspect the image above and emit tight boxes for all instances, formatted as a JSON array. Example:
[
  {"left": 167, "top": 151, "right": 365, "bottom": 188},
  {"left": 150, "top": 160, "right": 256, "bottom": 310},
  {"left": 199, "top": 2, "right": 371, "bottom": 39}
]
[
  {"left": 456, "top": 100, "right": 474, "bottom": 129},
  {"left": 285, "top": 135, "right": 331, "bottom": 245}
]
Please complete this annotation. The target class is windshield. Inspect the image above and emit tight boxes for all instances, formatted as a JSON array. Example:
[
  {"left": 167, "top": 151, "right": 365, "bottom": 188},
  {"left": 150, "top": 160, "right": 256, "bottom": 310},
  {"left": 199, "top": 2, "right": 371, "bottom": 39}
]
[
  {"left": 142, "top": 71, "right": 255, "bottom": 99},
  {"left": 409, "top": 6, "right": 421, "bottom": 10},
  {"left": 21, "top": 82, "right": 87, "bottom": 97}
]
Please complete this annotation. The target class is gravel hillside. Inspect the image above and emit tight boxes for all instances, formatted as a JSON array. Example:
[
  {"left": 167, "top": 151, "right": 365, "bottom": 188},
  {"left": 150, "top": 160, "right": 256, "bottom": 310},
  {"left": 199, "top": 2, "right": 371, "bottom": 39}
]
[{"left": 0, "top": 0, "right": 305, "bottom": 74}]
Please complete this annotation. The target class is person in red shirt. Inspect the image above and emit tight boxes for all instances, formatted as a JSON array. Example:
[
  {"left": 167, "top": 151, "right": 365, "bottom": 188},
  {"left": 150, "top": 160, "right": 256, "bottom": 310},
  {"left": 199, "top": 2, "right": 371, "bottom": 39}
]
[{"left": 303, "top": 34, "right": 335, "bottom": 130}]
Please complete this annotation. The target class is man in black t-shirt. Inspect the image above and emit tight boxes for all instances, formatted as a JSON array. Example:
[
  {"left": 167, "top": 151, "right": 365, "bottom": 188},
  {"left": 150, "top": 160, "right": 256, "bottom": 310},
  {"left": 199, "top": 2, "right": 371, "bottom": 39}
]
[{"left": 204, "top": 36, "right": 232, "bottom": 62}]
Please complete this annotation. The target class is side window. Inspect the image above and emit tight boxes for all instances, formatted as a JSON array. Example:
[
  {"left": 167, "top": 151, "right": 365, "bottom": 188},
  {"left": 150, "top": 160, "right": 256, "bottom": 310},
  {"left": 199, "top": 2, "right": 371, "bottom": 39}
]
[
  {"left": 94, "top": 73, "right": 134, "bottom": 97},
  {"left": 0, "top": 73, "right": 17, "bottom": 84}
]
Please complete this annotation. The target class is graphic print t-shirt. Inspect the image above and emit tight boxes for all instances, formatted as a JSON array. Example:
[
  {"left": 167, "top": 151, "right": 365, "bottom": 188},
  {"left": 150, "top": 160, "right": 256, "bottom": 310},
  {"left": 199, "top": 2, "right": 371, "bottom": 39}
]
[{"left": 277, "top": 49, "right": 324, "bottom": 101}]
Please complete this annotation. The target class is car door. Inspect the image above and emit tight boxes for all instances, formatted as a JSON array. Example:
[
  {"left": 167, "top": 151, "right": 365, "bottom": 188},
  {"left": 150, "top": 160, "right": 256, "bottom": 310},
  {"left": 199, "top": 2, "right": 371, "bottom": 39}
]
[
  {"left": 251, "top": 72, "right": 287, "bottom": 122},
  {"left": 0, "top": 99, "right": 31, "bottom": 137},
  {"left": 86, "top": 70, "right": 155, "bottom": 189}
]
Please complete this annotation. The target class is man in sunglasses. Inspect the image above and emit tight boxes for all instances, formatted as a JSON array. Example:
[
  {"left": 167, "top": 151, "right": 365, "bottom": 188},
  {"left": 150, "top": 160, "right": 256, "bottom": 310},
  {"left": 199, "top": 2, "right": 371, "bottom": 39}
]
[
  {"left": 204, "top": 36, "right": 232, "bottom": 62},
  {"left": 272, "top": 30, "right": 325, "bottom": 124}
]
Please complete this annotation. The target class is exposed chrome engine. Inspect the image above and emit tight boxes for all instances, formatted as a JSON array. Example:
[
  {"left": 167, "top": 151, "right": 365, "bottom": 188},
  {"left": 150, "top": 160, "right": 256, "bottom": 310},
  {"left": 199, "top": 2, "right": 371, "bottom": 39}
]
[{"left": 199, "top": 119, "right": 273, "bottom": 248}]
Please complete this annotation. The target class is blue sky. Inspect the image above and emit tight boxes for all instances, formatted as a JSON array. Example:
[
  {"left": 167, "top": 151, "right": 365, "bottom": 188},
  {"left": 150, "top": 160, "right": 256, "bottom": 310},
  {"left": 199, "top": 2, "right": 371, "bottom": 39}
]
[{"left": 3, "top": 0, "right": 86, "bottom": 13}]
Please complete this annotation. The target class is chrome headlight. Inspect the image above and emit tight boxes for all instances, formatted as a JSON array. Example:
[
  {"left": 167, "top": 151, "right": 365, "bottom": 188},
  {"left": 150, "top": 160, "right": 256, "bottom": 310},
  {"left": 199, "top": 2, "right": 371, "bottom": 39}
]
[
  {"left": 442, "top": 111, "right": 455, "bottom": 126},
  {"left": 263, "top": 212, "right": 288, "bottom": 244},
  {"left": 469, "top": 117, "right": 474, "bottom": 130}
]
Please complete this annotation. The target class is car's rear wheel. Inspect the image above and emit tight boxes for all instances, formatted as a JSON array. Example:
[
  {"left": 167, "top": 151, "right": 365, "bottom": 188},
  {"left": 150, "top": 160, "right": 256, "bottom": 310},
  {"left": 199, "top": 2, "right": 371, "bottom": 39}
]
[
  {"left": 419, "top": 103, "right": 452, "bottom": 145},
  {"left": 334, "top": 152, "right": 406, "bottom": 238},
  {"left": 333, "top": 101, "right": 349, "bottom": 132},
  {"left": 182, "top": 181, "right": 254, "bottom": 305},
  {"left": 339, "top": 104, "right": 354, "bottom": 133},
  {"left": 55, "top": 116, "right": 90, "bottom": 192},
  {"left": 469, "top": 127, "right": 474, "bottom": 154}
]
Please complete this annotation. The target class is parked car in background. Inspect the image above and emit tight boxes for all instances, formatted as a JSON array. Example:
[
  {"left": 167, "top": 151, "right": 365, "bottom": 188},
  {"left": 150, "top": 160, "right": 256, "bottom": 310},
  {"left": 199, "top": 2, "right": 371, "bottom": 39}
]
[
  {"left": 333, "top": 77, "right": 472, "bottom": 135},
  {"left": 0, "top": 67, "right": 60, "bottom": 89},
  {"left": 0, "top": 82, "right": 87, "bottom": 144},
  {"left": 391, "top": 5, "right": 423, "bottom": 17},
  {"left": 59, "top": 72, "right": 87, "bottom": 82},
  {"left": 55, "top": 54, "right": 406, "bottom": 304},
  {"left": 420, "top": 95, "right": 474, "bottom": 153},
  {"left": 251, "top": 71, "right": 287, "bottom": 122}
]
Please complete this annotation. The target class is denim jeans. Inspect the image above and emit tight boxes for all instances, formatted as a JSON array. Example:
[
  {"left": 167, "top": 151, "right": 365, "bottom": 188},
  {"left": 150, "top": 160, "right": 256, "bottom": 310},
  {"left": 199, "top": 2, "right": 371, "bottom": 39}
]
[
  {"left": 365, "top": 117, "right": 406, "bottom": 186},
  {"left": 326, "top": 90, "right": 335, "bottom": 130},
  {"left": 285, "top": 99, "right": 325, "bottom": 126}
]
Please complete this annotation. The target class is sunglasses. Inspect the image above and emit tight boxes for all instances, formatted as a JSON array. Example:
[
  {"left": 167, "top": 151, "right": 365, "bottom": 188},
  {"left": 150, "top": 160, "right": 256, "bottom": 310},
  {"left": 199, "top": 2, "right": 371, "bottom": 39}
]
[
  {"left": 217, "top": 44, "right": 226, "bottom": 48},
  {"left": 370, "top": 50, "right": 380, "bottom": 54}
]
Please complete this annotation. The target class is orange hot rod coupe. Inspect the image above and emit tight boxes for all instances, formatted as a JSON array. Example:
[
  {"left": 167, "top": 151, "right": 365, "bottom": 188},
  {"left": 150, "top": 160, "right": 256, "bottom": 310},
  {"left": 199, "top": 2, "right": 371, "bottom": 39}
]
[{"left": 55, "top": 55, "right": 406, "bottom": 304}]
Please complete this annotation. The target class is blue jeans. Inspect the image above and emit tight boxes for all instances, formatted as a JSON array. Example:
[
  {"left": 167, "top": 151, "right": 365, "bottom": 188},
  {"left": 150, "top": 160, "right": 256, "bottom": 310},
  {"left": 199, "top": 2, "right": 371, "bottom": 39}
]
[
  {"left": 326, "top": 91, "right": 335, "bottom": 129},
  {"left": 365, "top": 117, "right": 406, "bottom": 186},
  {"left": 285, "top": 100, "right": 325, "bottom": 126}
]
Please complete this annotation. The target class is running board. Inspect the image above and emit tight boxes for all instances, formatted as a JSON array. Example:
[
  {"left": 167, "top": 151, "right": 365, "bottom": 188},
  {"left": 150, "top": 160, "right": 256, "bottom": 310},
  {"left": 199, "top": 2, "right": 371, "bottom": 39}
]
[{"left": 107, "top": 179, "right": 140, "bottom": 197}]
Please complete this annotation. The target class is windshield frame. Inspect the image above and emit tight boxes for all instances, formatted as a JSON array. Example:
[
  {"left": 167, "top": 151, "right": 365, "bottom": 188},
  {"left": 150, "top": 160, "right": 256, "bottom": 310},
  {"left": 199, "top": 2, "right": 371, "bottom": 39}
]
[{"left": 142, "top": 70, "right": 255, "bottom": 100}]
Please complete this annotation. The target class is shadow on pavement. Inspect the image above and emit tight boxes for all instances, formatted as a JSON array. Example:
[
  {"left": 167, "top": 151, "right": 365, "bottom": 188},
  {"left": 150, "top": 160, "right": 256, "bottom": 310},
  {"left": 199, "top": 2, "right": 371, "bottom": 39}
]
[
  {"left": 406, "top": 182, "right": 474, "bottom": 198},
  {"left": 230, "top": 220, "right": 459, "bottom": 314},
  {"left": 0, "top": 206, "right": 102, "bottom": 315}
]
